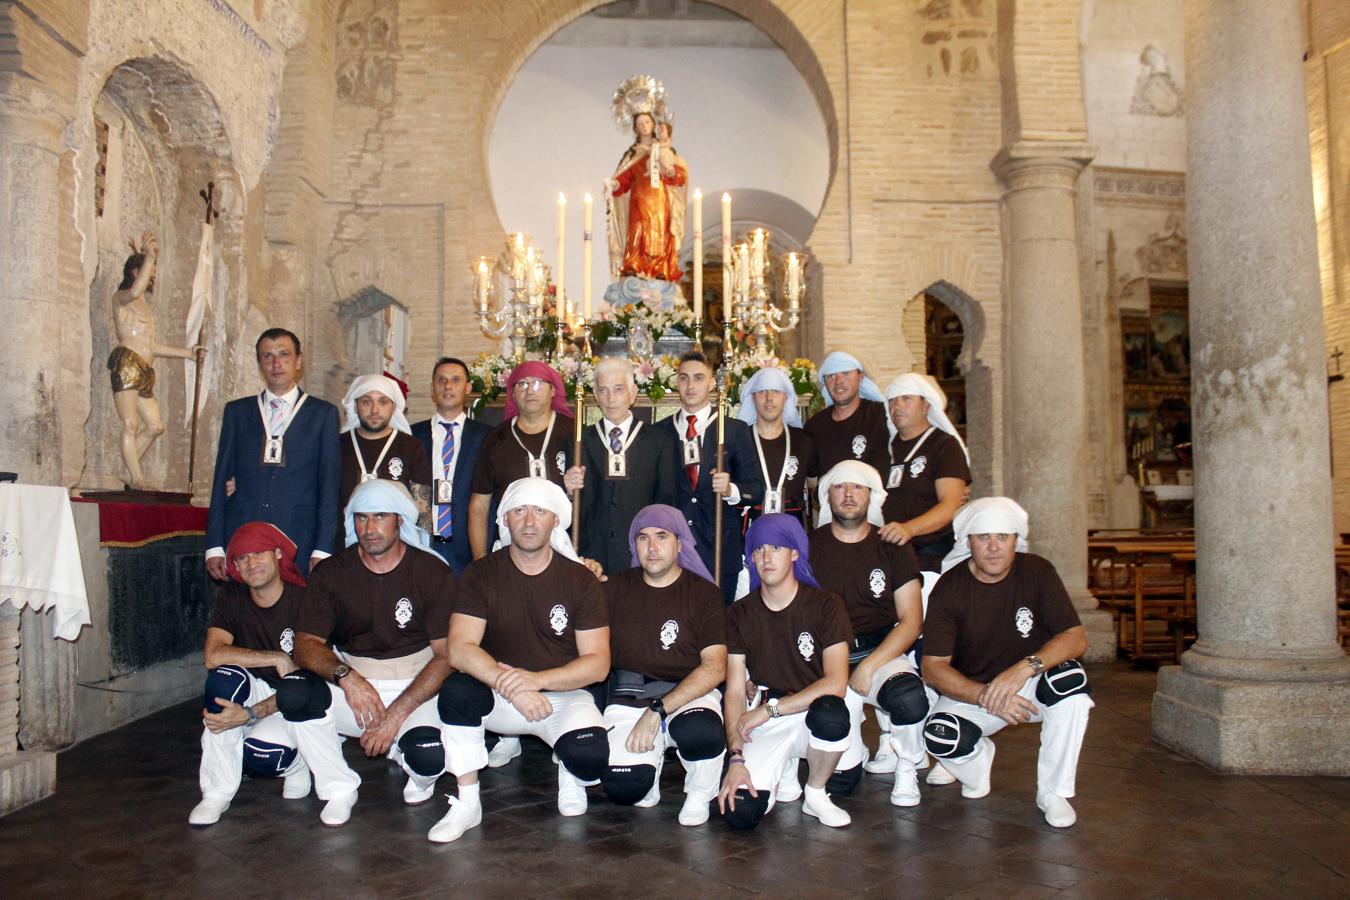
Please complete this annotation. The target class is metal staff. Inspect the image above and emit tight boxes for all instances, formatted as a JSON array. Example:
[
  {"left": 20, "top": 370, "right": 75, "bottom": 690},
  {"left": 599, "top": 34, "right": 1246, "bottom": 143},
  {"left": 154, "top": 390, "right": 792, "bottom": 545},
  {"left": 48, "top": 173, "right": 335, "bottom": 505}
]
[
  {"left": 713, "top": 362, "right": 728, "bottom": 587},
  {"left": 187, "top": 182, "right": 218, "bottom": 487},
  {"left": 571, "top": 376, "right": 585, "bottom": 546}
]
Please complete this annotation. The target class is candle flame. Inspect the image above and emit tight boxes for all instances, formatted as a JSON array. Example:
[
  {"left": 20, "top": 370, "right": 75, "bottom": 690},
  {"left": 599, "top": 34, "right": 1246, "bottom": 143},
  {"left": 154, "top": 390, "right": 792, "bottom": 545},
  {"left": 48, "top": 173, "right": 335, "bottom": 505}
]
[
  {"left": 558, "top": 192, "right": 566, "bottom": 203},
  {"left": 583, "top": 192, "right": 592, "bottom": 202},
  {"left": 693, "top": 188, "right": 703, "bottom": 199}
]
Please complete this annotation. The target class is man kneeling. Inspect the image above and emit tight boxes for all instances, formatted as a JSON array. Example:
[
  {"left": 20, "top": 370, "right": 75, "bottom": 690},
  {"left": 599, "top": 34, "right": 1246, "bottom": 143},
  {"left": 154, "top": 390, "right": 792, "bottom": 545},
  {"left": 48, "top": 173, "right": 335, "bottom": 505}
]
[
  {"left": 432, "top": 478, "right": 610, "bottom": 843},
  {"left": 920, "top": 497, "right": 1092, "bottom": 828}
]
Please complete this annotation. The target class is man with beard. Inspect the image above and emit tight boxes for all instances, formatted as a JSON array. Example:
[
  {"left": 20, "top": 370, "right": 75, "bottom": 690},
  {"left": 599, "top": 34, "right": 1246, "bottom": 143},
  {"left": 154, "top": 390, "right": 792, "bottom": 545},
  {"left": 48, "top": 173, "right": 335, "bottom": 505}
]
[
  {"left": 805, "top": 352, "right": 890, "bottom": 478},
  {"left": 338, "top": 374, "right": 431, "bottom": 517},
  {"left": 735, "top": 367, "right": 814, "bottom": 529}
]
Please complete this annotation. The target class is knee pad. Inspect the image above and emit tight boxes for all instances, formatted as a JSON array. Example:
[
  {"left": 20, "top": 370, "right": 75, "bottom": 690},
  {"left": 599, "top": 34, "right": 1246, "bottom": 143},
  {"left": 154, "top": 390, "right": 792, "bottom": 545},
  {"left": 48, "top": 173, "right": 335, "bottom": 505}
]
[
  {"left": 554, "top": 726, "right": 609, "bottom": 782},
  {"left": 667, "top": 708, "right": 725, "bottom": 761},
  {"left": 241, "top": 738, "right": 297, "bottom": 779},
  {"left": 804, "top": 695, "right": 850, "bottom": 743},
  {"left": 876, "top": 673, "right": 929, "bottom": 726},
  {"left": 825, "top": 762, "right": 862, "bottom": 797},
  {"left": 923, "top": 712, "right": 982, "bottom": 759},
  {"left": 601, "top": 763, "right": 657, "bottom": 806},
  {"left": 722, "top": 789, "right": 770, "bottom": 831},
  {"left": 276, "top": 670, "right": 331, "bottom": 722},
  {"left": 1036, "top": 659, "right": 1091, "bottom": 706},
  {"left": 397, "top": 726, "right": 445, "bottom": 777},
  {"left": 203, "top": 665, "right": 251, "bottom": 714},
  {"left": 437, "top": 672, "right": 494, "bottom": 726}
]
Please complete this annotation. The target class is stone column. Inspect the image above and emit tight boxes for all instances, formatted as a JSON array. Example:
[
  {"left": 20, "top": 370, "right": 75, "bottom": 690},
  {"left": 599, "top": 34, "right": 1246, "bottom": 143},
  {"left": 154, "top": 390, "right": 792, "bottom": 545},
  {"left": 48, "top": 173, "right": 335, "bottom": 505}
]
[
  {"left": 1152, "top": 0, "right": 1350, "bottom": 774},
  {"left": 993, "top": 144, "right": 1114, "bottom": 662}
]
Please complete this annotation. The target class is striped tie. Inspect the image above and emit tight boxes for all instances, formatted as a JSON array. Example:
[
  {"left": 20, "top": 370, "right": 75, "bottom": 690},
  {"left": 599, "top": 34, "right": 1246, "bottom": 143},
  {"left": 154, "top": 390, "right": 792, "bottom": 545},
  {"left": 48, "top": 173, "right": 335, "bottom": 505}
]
[
  {"left": 436, "top": 420, "right": 456, "bottom": 538},
  {"left": 268, "top": 398, "right": 284, "bottom": 435},
  {"left": 685, "top": 414, "right": 699, "bottom": 490},
  {"left": 609, "top": 426, "right": 623, "bottom": 454}
]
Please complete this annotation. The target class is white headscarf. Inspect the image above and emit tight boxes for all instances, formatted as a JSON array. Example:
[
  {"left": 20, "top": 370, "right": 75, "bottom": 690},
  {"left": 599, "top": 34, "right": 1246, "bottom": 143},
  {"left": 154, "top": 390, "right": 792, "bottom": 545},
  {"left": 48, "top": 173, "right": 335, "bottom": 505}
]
[
  {"left": 884, "top": 372, "right": 970, "bottom": 463},
  {"left": 940, "top": 496, "right": 1030, "bottom": 573},
  {"left": 342, "top": 374, "right": 411, "bottom": 435},
  {"left": 816, "top": 460, "right": 887, "bottom": 528},
  {"left": 344, "top": 478, "right": 440, "bottom": 558},
  {"left": 736, "top": 367, "right": 803, "bottom": 428},
  {"left": 817, "top": 351, "right": 885, "bottom": 406},
  {"left": 495, "top": 477, "right": 580, "bottom": 562}
]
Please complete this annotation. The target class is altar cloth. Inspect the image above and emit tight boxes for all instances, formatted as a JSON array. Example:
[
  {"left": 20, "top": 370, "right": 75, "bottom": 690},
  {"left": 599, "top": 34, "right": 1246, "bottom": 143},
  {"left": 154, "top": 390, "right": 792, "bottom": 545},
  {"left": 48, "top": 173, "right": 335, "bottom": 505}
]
[
  {"left": 74, "top": 498, "right": 208, "bottom": 548},
  {"left": 0, "top": 484, "right": 90, "bottom": 640}
]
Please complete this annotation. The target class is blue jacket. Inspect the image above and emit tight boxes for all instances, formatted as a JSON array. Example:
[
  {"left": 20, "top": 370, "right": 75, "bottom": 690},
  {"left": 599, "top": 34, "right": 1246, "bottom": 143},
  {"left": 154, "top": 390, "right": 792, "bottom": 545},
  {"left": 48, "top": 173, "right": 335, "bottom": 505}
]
[{"left": 411, "top": 415, "right": 490, "bottom": 576}]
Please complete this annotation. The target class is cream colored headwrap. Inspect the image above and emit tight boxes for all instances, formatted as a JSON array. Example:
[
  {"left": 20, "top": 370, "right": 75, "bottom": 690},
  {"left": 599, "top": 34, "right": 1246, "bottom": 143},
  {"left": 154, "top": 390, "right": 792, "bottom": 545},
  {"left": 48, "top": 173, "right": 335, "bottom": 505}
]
[
  {"left": 940, "top": 496, "right": 1030, "bottom": 573},
  {"left": 342, "top": 374, "right": 411, "bottom": 435},
  {"left": 884, "top": 372, "right": 969, "bottom": 464},
  {"left": 815, "top": 460, "right": 887, "bottom": 528},
  {"left": 495, "top": 477, "right": 579, "bottom": 562}
]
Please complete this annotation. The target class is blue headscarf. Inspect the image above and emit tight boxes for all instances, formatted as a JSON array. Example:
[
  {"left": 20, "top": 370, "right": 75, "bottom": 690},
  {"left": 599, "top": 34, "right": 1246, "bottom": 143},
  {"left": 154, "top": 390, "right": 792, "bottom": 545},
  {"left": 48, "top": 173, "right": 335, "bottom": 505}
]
[
  {"left": 735, "top": 367, "right": 803, "bottom": 428},
  {"left": 744, "top": 513, "right": 820, "bottom": 591},
  {"left": 817, "top": 351, "right": 885, "bottom": 406},
  {"left": 344, "top": 479, "right": 441, "bottom": 559},
  {"left": 627, "top": 504, "right": 715, "bottom": 582}
]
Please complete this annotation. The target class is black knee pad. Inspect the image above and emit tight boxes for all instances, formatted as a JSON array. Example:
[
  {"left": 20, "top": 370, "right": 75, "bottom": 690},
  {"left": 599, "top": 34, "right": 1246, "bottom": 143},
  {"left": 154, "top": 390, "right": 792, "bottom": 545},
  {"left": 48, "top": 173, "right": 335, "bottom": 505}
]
[
  {"left": 877, "top": 672, "right": 929, "bottom": 726},
  {"left": 601, "top": 763, "right": 657, "bottom": 806},
  {"left": 923, "top": 712, "right": 982, "bottom": 759},
  {"left": 825, "top": 762, "right": 862, "bottom": 797},
  {"left": 804, "top": 695, "right": 850, "bottom": 743},
  {"left": 276, "top": 670, "right": 331, "bottom": 722},
  {"left": 668, "top": 708, "right": 725, "bottom": 761},
  {"left": 554, "top": 726, "right": 609, "bottom": 782},
  {"left": 722, "top": 789, "right": 770, "bottom": 831},
  {"left": 203, "top": 665, "right": 250, "bottom": 714},
  {"left": 241, "top": 738, "right": 297, "bottom": 779},
  {"left": 437, "top": 672, "right": 494, "bottom": 726},
  {"left": 397, "top": 726, "right": 445, "bottom": 777},
  {"left": 1036, "top": 659, "right": 1091, "bottom": 706}
]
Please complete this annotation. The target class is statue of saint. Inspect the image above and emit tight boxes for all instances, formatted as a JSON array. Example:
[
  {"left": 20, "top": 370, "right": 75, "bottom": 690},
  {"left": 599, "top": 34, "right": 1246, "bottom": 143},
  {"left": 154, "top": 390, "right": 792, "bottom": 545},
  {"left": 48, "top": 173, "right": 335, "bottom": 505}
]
[{"left": 108, "top": 232, "right": 202, "bottom": 490}]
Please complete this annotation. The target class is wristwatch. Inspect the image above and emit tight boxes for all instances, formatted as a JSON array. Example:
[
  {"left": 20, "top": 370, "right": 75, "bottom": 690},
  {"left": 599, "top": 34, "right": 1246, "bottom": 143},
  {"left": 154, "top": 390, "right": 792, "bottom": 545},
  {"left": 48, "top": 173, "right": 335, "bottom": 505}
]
[
  {"left": 649, "top": 698, "right": 668, "bottom": 721},
  {"left": 1024, "top": 655, "right": 1045, "bottom": 676},
  {"left": 244, "top": 705, "right": 258, "bottom": 728},
  {"left": 767, "top": 697, "right": 781, "bottom": 718},
  {"left": 333, "top": 663, "right": 352, "bottom": 684}
]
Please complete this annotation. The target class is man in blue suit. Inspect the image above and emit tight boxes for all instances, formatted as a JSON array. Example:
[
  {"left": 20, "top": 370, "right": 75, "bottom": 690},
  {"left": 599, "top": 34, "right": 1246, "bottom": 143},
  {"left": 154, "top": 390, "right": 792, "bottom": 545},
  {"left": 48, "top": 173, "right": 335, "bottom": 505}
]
[
  {"left": 205, "top": 329, "right": 341, "bottom": 580},
  {"left": 411, "top": 357, "right": 489, "bottom": 576}
]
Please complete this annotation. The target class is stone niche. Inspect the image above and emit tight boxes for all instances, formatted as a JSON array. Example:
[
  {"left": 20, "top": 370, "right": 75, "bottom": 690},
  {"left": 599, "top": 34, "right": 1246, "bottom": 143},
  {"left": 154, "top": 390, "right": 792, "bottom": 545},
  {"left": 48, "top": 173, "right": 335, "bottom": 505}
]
[{"left": 81, "top": 57, "right": 244, "bottom": 493}]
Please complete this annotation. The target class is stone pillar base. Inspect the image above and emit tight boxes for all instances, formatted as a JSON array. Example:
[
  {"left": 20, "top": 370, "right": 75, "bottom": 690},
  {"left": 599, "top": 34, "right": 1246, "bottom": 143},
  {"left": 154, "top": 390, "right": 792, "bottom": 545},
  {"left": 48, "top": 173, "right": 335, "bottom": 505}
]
[
  {"left": 1078, "top": 607, "right": 1116, "bottom": 664},
  {"left": 1152, "top": 666, "right": 1350, "bottom": 775},
  {"left": 0, "top": 750, "right": 55, "bottom": 815}
]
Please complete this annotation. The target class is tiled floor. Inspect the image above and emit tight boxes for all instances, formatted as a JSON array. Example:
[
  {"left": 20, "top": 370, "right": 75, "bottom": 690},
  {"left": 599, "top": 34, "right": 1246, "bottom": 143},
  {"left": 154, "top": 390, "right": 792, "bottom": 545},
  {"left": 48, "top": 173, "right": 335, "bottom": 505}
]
[{"left": 2, "top": 663, "right": 1347, "bottom": 898}]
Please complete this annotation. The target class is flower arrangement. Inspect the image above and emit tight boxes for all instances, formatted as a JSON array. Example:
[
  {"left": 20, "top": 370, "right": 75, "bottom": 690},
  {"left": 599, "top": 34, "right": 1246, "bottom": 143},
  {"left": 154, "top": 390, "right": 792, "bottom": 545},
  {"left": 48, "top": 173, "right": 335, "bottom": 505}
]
[
  {"left": 723, "top": 354, "right": 821, "bottom": 411},
  {"left": 588, "top": 297, "right": 698, "bottom": 346}
]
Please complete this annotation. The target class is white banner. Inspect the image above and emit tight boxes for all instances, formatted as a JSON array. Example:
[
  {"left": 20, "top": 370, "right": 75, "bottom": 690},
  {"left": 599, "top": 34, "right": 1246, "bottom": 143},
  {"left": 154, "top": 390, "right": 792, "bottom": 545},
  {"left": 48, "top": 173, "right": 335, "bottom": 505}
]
[{"left": 184, "top": 221, "right": 214, "bottom": 423}]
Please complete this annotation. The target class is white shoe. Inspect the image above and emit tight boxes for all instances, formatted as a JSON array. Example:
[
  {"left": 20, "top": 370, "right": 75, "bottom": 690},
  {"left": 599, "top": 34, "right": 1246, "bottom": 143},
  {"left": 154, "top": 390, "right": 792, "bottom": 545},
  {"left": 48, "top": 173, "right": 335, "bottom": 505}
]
[
  {"left": 557, "top": 766, "right": 588, "bottom": 816},
  {"left": 282, "top": 767, "right": 311, "bottom": 800},
  {"left": 775, "top": 758, "right": 802, "bottom": 803},
  {"left": 926, "top": 762, "right": 956, "bottom": 785},
  {"left": 889, "top": 768, "right": 921, "bottom": 807},
  {"left": 403, "top": 776, "right": 437, "bottom": 805},
  {"left": 802, "top": 785, "right": 850, "bottom": 828},
  {"left": 960, "top": 740, "right": 995, "bottom": 800},
  {"left": 320, "top": 791, "right": 358, "bottom": 826},
  {"left": 864, "top": 742, "right": 898, "bottom": 775},
  {"left": 1038, "top": 793, "right": 1077, "bottom": 828},
  {"left": 188, "top": 796, "right": 229, "bottom": 826},
  {"left": 488, "top": 736, "right": 522, "bottom": 768},
  {"left": 428, "top": 795, "right": 482, "bottom": 843},
  {"left": 678, "top": 794, "right": 711, "bottom": 827},
  {"left": 635, "top": 778, "right": 661, "bottom": 808}
]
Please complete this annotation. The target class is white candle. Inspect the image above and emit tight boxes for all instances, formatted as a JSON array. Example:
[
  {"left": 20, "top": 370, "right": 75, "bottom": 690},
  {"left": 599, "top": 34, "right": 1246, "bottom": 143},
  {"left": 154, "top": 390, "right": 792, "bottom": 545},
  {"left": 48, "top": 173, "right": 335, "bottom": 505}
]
[
  {"left": 476, "top": 258, "right": 490, "bottom": 313},
  {"left": 786, "top": 253, "right": 800, "bottom": 309},
  {"left": 692, "top": 188, "right": 703, "bottom": 318},
  {"left": 556, "top": 193, "right": 567, "bottom": 321},
  {"left": 583, "top": 192, "right": 593, "bottom": 320},
  {"left": 721, "top": 193, "right": 732, "bottom": 313},
  {"left": 737, "top": 243, "right": 750, "bottom": 297},
  {"left": 752, "top": 228, "right": 765, "bottom": 279},
  {"left": 512, "top": 233, "right": 526, "bottom": 282}
]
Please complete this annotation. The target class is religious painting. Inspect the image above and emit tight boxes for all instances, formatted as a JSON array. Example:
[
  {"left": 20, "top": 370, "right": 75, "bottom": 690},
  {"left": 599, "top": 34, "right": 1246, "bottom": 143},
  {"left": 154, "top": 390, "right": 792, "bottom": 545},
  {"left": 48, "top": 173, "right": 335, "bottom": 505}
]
[
  {"left": 1150, "top": 310, "right": 1190, "bottom": 379},
  {"left": 1123, "top": 331, "right": 1149, "bottom": 381},
  {"left": 1153, "top": 398, "right": 1192, "bottom": 463},
  {"left": 1125, "top": 408, "right": 1152, "bottom": 456}
]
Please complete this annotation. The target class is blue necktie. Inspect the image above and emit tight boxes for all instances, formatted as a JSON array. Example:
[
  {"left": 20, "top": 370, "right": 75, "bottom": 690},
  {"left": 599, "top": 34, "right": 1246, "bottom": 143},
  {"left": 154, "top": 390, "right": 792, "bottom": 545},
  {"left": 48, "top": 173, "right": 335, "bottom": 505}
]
[
  {"left": 436, "top": 421, "right": 456, "bottom": 538},
  {"left": 609, "top": 426, "right": 623, "bottom": 454}
]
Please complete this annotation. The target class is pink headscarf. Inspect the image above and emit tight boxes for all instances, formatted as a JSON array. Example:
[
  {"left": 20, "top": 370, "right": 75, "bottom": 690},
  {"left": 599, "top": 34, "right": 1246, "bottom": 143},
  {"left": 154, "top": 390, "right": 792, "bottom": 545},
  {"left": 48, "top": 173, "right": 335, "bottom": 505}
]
[{"left": 503, "top": 361, "right": 572, "bottom": 419}]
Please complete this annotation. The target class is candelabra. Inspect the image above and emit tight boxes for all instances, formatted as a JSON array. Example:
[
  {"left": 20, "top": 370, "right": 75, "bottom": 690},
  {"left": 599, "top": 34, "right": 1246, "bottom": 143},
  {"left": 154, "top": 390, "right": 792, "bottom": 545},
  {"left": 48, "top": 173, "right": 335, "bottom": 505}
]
[
  {"left": 475, "top": 233, "right": 552, "bottom": 359},
  {"left": 726, "top": 227, "right": 804, "bottom": 340}
]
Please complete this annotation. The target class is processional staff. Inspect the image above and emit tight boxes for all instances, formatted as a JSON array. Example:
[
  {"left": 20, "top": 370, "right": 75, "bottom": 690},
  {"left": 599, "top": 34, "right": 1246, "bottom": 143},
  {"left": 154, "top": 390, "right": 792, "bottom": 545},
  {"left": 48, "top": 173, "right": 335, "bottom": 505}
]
[
  {"left": 188, "top": 182, "right": 219, "bottom": 486},
  {"left": 713, "top": 322, "right": 731, "bottom": 587},
  {"left": 571, "top": 376, "right": 585, "bottom": 546}
]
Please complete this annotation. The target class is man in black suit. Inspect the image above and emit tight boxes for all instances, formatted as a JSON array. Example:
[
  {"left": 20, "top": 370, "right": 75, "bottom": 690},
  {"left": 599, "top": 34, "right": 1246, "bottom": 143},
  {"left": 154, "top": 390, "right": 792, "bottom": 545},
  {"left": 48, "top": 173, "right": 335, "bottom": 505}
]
[
  {"left": 206, "top": 328, "right": 341, "bottom": 579},
  {"left": 661, "top": 351, "right": 763, "bottom": 603},
  {"left": 567, "top": 357, "right": 680, "bottom": 575},
  {"left": 410, "top": 357, "right": 490, "bottom": 576}
]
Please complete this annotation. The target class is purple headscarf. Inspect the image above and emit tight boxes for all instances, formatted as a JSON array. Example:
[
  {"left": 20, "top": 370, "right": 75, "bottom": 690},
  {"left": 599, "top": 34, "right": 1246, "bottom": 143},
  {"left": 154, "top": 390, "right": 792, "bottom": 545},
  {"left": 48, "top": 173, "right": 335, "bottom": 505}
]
[
  {"left": 744, "top": 513, "right": 821, "bottom": 591},
  {"left": 628, "top": 504, "right": 715, "bottom": 583}
]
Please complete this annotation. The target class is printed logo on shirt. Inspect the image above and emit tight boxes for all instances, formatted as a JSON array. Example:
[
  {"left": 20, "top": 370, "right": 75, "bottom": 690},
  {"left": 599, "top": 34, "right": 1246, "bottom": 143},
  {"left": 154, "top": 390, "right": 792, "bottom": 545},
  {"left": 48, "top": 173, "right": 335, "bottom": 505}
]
[
  {"left": 784, "top": 455, "right": 800, "bottom": 479},
  {"left": 850, "top": 435, "right": 867, "bottom": 458},
  {"left": 279, "top": 627, "right": 295, "bottom": 655},
  {"left": 797, "top": 631, "right": 816, "bottom": 661},
  {"left": 659, "top": 619, "right": 679, "bottom": 650},
  {"left": 869, "top": 568, "right": 886, "bottom": 598},
  {"left": 394, "top": 598, "right": 414, "bottom": 629},
  {"left": 387, "top": 457, "right": 405, "bottom": 480},
  {"left": 555, "top": 451, "right": 567, "bottom": 475},
  {"left": 1015, "top": 606, "right": 1034, "bottom": 638},
  {"left": 549, "top": 604, "right": 569, "bottom": 635},
  {"left": 909, "top": 455, "right": 927, "bottom": 478}
]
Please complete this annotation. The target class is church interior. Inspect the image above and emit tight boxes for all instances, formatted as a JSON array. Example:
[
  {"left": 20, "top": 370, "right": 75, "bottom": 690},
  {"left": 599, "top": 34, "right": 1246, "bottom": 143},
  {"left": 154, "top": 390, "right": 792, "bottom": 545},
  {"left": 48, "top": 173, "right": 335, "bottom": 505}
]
[{"left": 0, "top": 0, "right": 1348, "bottom": 895}]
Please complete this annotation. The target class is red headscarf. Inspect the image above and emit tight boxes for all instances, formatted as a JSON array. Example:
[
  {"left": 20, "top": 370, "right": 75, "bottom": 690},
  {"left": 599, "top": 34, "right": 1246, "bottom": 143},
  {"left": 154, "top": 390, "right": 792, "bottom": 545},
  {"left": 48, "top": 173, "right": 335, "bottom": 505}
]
[
  {"left": 225, "top": 522, "right": 307, "bottom": 587},
  {"left": 503, "top": 361, "right": 572, "bottom": 420}
]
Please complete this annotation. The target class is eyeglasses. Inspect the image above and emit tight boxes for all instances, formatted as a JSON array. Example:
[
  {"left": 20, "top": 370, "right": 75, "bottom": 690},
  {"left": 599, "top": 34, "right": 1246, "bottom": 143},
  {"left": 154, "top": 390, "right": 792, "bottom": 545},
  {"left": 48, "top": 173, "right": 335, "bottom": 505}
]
[{"left": 512, "top": 378, "right": 549, "bottom": 393}]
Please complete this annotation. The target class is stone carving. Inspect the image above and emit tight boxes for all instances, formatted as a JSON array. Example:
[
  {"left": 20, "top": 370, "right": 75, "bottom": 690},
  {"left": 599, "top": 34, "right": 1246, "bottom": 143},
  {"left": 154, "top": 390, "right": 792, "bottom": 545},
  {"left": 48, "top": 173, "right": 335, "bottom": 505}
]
[
  {"left": 1130, "top": 45, "right": 1183, "bottom": 117},
  {"left": 915, "top": 0, "right": 995, "bottom": 80},
  {"left": 336, "top": 0, "right": 398, "bottom": 107},
  {"left": 1136, "top": 214, "right": 1188, "bottom": 275},
  {"left": 1094, "top": 167, "right": 1185, "bottom": 209}
]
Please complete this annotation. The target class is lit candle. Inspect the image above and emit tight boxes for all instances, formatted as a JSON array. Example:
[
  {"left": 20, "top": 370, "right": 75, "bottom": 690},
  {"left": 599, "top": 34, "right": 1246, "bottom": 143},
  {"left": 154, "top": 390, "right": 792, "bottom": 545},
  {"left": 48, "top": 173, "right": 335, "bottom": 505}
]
[
  {"left": 583, "top": 192, "right": 593, "bottom": 319},
  {"left": 721, "top": 193, "right": 732, "bottom": 312},
  {"left": 786, "top": 252, "right": 800, "bottom": 309},
  {"left": 512, "top": 233, "right": 526, "bottom": 282},
  {"left": 556, "top": 193, "right": 567, "bottom": 321},
  {"left": 737, "top": 243, "right": 750, "bottom": 298},
  {"left": 476, "top": 258, "right": 491, "bottom": 313},
  {"left": 752, "top": 228, "right": 765, "bottom": 278},
  {"left": 692, "top": 188, "right": 703, "bottom": 318}
]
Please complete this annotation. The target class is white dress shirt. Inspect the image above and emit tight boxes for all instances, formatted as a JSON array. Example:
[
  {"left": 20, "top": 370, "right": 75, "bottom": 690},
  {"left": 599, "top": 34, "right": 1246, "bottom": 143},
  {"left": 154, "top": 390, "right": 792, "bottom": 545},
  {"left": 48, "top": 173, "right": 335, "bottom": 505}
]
[{"left": 676, "top": 405, "right": 740, "bottom": 505}]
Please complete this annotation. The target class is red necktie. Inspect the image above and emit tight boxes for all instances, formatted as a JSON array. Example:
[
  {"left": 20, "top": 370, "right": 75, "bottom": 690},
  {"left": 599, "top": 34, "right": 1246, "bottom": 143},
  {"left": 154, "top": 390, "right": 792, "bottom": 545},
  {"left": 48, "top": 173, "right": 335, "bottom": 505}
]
[{"left": 685, "top": 414, "right": 699, "bottom": 490}]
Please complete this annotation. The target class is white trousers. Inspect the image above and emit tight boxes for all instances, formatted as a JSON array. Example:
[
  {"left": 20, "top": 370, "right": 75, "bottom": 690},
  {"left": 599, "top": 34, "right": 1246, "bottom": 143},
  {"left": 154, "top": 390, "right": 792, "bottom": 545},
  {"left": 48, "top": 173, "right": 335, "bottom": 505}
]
[
  {"left": 930, "top": 677, "right": 1093, "bottom": 799},
  {"left": 442, "top": 688, "right": 604, "bottom": 777},
  {"left": 199, "top": 675, "right": 304, "bottom": 801},
  {"left": 604, "top": 690, "right": 723, "bottom": 802},
  {"left": 844, "top": 655, "right": 933, "bottom": 774},
  {"left": 288, "top": 677, "right": 444, "bottom": 801},
  {"left": 740, "top": 702, "right": 854, "bottom": 793}
]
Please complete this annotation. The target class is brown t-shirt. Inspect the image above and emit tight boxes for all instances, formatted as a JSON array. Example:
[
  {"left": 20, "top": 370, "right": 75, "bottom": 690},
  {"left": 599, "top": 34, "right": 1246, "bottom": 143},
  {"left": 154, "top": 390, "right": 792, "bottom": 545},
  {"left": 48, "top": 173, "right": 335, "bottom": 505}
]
[
  {"left": 457, "top": 548, "right": 608, "bottom": 672},
  {"left": 747, "top": 427, "right": 815, "bottom": 520},
  {"left": 470, "top": 416, "right": 573, "bottom": 504},
  {"left": 805, "top": 399, "right": 892, "bottom": 478},
  {"left": 340, "top": 431, "right": 432, "bottom": 506},
  {"left": 809, "top": 525, "right": 921, "bottom": 636},
  {"left": 881, "top": 428, "right": 971, "bottom": 549},
  {"left": 207, "top": 581, "right": 305, "bottom": 686},
  {"left": 727, "top": 584, "right": 853, "bottom": 695},
  {"left": 923, "top": 553, "right": 1082, "bottom": 683},
  {"left": 297, "top": 545, "right": 455, "bottom": 660},
  {"left": 605, "top": 568, "right": 726, "bottom": 682}
]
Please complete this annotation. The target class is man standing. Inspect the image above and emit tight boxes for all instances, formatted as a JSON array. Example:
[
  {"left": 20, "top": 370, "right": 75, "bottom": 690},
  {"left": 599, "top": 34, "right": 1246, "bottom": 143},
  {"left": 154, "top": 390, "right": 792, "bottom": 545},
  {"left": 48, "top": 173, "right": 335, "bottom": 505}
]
[
  {"left": 661, "top": 350, "right": 763, "bottom": 603},
  {"left": 206, "top": 328, "right": 340, "bottom": 579},
  {"left": 276, "top": 480, "right": 455, "bottom": 826},
  {"left": 432, "top": 478, "right": 610, "bottom": 843},
  {"left": 189, "top": 522, "right": 309, "bottom": 826},
  {"left": 718, "top": 514, "right": 854, "bottom": 831},
  {"left": 921, "top": 498, "right": 1092, "bottom": 828},
  {"left": 805, "top": 352, "right": 891, "bottom": 478},
  {"left": 810, "top": 461, "right": 927, "bottom": 806},
  {"left": 411, "top": 357, "right": 489, "bottom": 575},
  {"left": 468, "top": 361, "right": 574, "bottom": 560},
  {"left": 600, "top": 505, "right": 726, "bottom": 827},
  {"left": 881, "top": 373, "right": 971, "bottom": 570},
  {"left": 735, "top": 367, "right": 814, "bottom": 528},
  {"left": 338, "top": 374, "right": 431, "bottom": 516}
]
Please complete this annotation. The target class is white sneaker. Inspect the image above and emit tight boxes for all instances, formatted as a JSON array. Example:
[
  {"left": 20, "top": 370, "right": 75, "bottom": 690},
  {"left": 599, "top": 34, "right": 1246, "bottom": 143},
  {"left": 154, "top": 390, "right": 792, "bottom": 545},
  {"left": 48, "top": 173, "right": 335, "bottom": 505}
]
[
  {"left": 320, "top": 791, "right": 358, "bottom": 826},
  {"left": 678, "top": 794, "right": 711, "bottom": 827},
  {"left": 488, "top": 736, "right": 522, "bottom": 768},
  {"left": 188, "top": 796, "right": 229, "bottom": 826},
  {"left": 282, "top": 767, "right": 311, "bottom": 800},
  {"left": 926, "top": 762, "right": 956, "bottom": 785},
  {"left": 635, "top": 778, "right": 661, "bottom": 808},
  {"left": 403, "top": 776, "right": 437, "bottom": 805},
  {"left": 802, "top": 785, "right": 850, "bottom": 828},
  {"left": 775, "top": 758, "right": 802, "bottom": 803},
  {"left": 889, "top": 768, "right": 921, "bottom": 807},
  {"left": 864, "top": 742, "right": 898, "bottom": 775},
  {"left": 428, "top": 795, "right": 482, "bottom": 843},
  {"left": 1037, "top": 793, "right": 1077, "bottom": 828},
  {"left": 960, "top": 740, "right": 995, "bottom": 800},
  {"left": 557, "top": 765, "right": 588, "bottom": 816}
]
